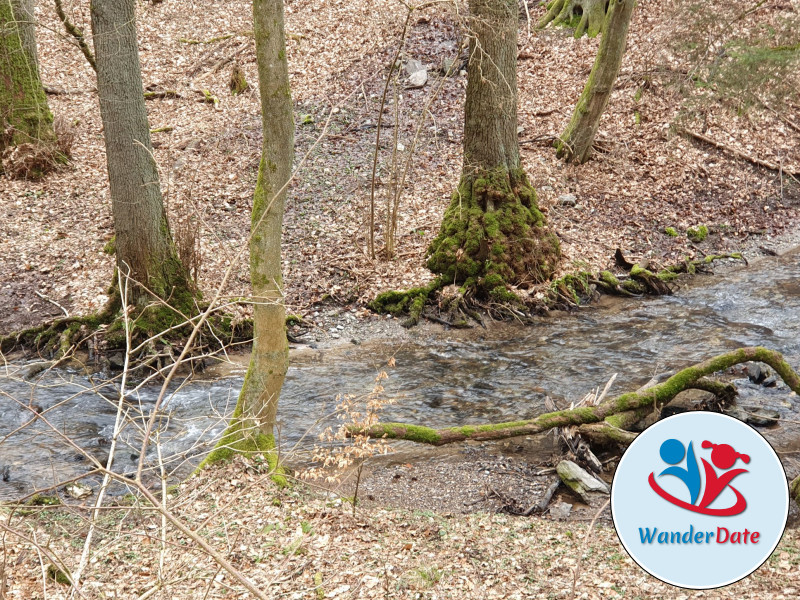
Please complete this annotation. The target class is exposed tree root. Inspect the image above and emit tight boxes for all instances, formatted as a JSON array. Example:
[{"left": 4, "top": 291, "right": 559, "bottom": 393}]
[
  {"left": 594, "top": 252, "right": 745, "bottom": 297},
  {"left": 370, "top": 251, "right": 746, "bottom": 325},
  {"left": 0, "top": 294, "right": 252, "bottom": 375},
  {"left": 537, "top": 0, "right": 608, "bottom": 38},
  {"left": 369, "top": 278, "right": 445, "bottom": 328}
]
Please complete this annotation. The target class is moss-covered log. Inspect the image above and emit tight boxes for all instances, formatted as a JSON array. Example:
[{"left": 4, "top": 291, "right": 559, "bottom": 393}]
[{"left": 351, "top": 347, "right": 800, "bottom": 445}]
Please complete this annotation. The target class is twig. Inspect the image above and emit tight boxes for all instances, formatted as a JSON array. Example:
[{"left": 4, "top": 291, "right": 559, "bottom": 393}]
[
  {"left": 570, "top": 499, "right": 610, "bottom": 600},
  {"left": 369, "top": 8, "right": 413, "bottom": 259},
  {"left": 34, "top": 291, "right": 69, "bottom": 317},
  {"left": 53, "top": 0, "right": 96, "bottom": 71}
]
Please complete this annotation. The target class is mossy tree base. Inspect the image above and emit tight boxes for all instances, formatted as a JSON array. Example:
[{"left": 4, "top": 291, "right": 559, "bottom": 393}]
[
  {"left": 426, "top": 167, "right": 561, "bottom": 299},
  {"left": 537, "top": 0, "right": 607, "bottom": 38},
  {"left": 0, "top": 288, "right": 251, "bottom": 369},
  {"left": 197, "top": 419, "right": 286, "bottom": 486}
]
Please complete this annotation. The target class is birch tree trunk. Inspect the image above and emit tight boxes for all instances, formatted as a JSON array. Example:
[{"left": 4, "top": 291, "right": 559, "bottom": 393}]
[
  {"left": 426, "top": 0, "right": 560, "bottom": 296},
  {"left": 91, "top": 0, "right": 194, "bottom": 319},
  {"left": 203, "top": 0, "right": 293, "bottom": 469},
  {"left": 0, "top": 0, "right": 59, "bottom": 176},
  {"left": 556, "top": 0, "right": 636, "bottom": 163}
]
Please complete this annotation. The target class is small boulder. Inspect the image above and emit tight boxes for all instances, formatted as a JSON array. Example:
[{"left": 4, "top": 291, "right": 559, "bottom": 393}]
[
  {"left": 557, "top": 459, "right": 609, "bottom": 504},
  {"left": 404, "top": 58, "right": 428, "bottom": 88},
  {"left": 558, "top": 194, "right": 577, "bottom": 207},
  {"left": 19, "top": 361, "right": 54, "bottom": 380},
  {"left": 746, "top": 363, "right": 768, "bottom": 384},
  {"left": 65, "top": 482, "right": 93, "bottom": 500},
  {"left": 549, "top": 501, "right": 573, "bottom": 520},
  {"left": 762, "top": 375, "right": 778, "bottom": 388},
  {"left": 741, "top": 406, "right": 780, "bottom": 427}
]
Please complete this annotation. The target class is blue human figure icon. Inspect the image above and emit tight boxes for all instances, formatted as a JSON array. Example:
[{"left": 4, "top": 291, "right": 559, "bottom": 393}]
[{"left": 658, "top": 438, "right": 701, "bottom": 505}]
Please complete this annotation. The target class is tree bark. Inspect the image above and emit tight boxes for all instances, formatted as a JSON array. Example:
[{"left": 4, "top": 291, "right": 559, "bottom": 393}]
[
  {"left": 426, "top": 0, "right": 560, "bottom": 295},
  {"left": 91, "top": 0, "right": 194, "bottom": 315},
  {"left": 0, "top": 0, "right": 58, "bottom": 173},
  {"left": 556, "top": 0, "right": 636, "bottom": 163},
  {"left": 202, "top": 0, "right": 293, "bottom": 468}
]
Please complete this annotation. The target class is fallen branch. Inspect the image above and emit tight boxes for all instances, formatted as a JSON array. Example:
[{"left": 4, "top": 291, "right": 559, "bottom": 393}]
[
  {"left": 144, "top": 90, "right": 181, "bottom": 100},
  {"left": 179, "top": 34, "right": 235, "bottom": 45},
  {"left": 350, "top": 347, "right": 800, "bottom": 445},
  {"left": 682, "top": 128, "right": 799, "bottom": 177}
]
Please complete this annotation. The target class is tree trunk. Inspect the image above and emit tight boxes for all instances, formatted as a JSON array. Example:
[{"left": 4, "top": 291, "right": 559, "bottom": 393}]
[
  {"left": 426, "top": 0, "right": 560, "bottom": 296},
  {"left": 556, "top": 0, "right": 636, "bottom": 163},
  {"left": 0, "top": 0, "right": 59, "bottom": 175},
  {"left": 90, "top": 0, "right": 194, "bottom": 318},
  {"left": 202, "top": 0, "right": 293, "bottom": 470}
]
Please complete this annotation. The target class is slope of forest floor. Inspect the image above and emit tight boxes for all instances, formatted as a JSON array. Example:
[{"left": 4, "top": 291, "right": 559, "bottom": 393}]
[
  {"left": 3, "top": 457, "right": 800, "bottom": 600},
  {"left": 2, "top": 0, "right": 799, "bottom": 336}
]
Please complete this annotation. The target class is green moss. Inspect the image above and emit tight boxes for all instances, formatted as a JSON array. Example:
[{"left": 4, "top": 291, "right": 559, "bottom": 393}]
[
  {"left": 365, "top": 423, "right": 442, "bottom": 444},
  {"left": 368, "top": 278, "right": 443, "bottom": 326},
  {"left": 664, "top": 227, "right": 678, "bottom": 237},
  {"left": 687, "top": 225, "right": 709, "bottom": 243},
  {"left": 546, "top": 271, "right": 593, "bottom": 306},
  {"left": 656, "top": 270, "right": 680, "bottom": 282},
  {"left": 27, "top": 494, "right": 61, "bottom": 506},
  {"left": 197, "top": 391, "right": 286, "bottom": 486},
  {"left": 426, "top": 167, "right": 559, "bottom": 295},
  {"left": 598, "top": 270, "right": 619, "bottom": 287},
  {"left": 47, "top": 564, "right": 71, "bottom": 585},
  {"left": 103, "top": 236, "right": 116, "bottom": 254}
]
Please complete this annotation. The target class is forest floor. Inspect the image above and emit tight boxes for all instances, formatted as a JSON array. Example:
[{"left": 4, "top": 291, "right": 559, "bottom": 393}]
[
  {"left": 2, "top": 456, "right": 800, "bottom": 600},
  {"left": 3, "top": 1, "right": 800, "bottom": 597},
  {"left": 2, "top": 0, "right": 799, "bottom": 337}
]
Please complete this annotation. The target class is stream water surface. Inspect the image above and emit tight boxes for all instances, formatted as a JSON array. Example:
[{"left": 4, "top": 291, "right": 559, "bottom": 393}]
[{"left": 2, "top": 252, "right": 800, "bottom": 500}]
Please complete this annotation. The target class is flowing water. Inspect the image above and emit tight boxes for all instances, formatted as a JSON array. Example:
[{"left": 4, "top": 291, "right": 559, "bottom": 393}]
[{"left": 2, "top": 252, "right": 800, "bottom": 500}]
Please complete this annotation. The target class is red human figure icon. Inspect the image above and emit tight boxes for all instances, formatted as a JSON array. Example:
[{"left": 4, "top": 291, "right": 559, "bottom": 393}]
[{"left": 698, "top": 441, "right": 750, "bottom": 510}]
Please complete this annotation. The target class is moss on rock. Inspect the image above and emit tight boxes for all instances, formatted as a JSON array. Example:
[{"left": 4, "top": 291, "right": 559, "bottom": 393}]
[{"left": 687, "top": 225, "right": 709, "bottom": 243}]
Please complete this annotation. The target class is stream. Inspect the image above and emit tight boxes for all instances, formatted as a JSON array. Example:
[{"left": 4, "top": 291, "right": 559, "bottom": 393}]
[{"left": 2, "top": 252, "right": 800, "bottom": 501}]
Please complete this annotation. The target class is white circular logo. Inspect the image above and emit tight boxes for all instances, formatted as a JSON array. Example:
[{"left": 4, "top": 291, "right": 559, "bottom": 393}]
[{"left": 611, "top": 412, "right": 789, "bottom": 589}]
